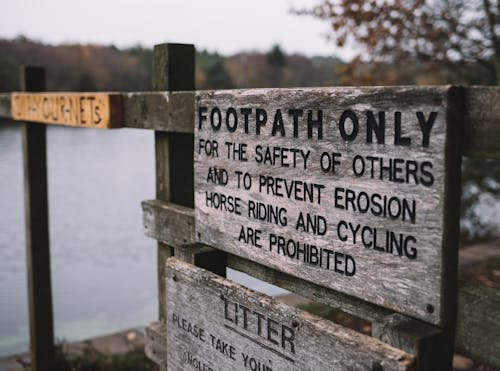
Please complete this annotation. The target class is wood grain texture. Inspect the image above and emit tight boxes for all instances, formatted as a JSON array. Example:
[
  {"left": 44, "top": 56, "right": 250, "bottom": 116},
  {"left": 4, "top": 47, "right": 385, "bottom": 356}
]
[
  {"left": 227, "top": 252, "right": 392, "bottom": 323},
  {"left": 194, "top": 86, "right": 462, "bottom": 326},
  {"left": 372, "top": 314, "right": 452, "bottom": 371},
  {"left": 152, "top": 45, "right": 173, "bottom": 328},
  {"left": 455, "top": 283, "right": 500, "bottom": 368},
  {"left": 141, "top": 203, "right": 500, "bottom": 368},
  {"left": 165, "top": 258, "right": 415, "bottom": 371},
  {"left": 1, "top": 86, "right": 498, "bottom": 158},
  {"left": 145, "top": 321, "right": 167, "bottom": 367},
  {"left": 141, "top": 201, "right": 391, "bottom": 320},
  {"left": 463, "top": 86, "right": 500, "bottom": 158},
  {"left": 140, "top": 203, "right": 390, "bottom": 321},
  {"left": 151, "top": 43, "right": 195, "bottom": 354},
  {"left": 152, "top": 44, "right": 195, "bottom": 92},
  {"left": 122, "top": 92, "right": 194, "bottom": 132},
  {"left": 20, "top": 66, "right": 55, "bottom": 371},
  {"left": 142, "top": 199, "right": 195, "bottom": 248},
  {"left": 0, "top": 93, "right": 11, "bottom": 118},
  {"left": 11, "top": 92, "right": 122, "bottom": 128}
]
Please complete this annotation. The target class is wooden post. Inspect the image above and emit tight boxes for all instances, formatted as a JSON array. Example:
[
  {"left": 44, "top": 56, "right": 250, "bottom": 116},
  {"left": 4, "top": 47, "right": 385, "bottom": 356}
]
[
  {"left": 20, "top": 66, "right": 55, "bottom": 371},
  {"left": 175, "top": 244, "right": 227, "bottom": 278},
  {"left": 372, "top": 314, "right": 452, "bottom": 371},
  {"left": 372, "top": 88, "right": 464, "bottom": 371},
  {"left": 152, "top": 44, "right": 195, "bottom": 323}
]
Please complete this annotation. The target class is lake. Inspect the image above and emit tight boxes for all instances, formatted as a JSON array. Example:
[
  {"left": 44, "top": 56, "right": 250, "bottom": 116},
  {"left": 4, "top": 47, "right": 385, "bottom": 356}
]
[{"left": 0, "top": 123, "right": 285, "bottom": 357}]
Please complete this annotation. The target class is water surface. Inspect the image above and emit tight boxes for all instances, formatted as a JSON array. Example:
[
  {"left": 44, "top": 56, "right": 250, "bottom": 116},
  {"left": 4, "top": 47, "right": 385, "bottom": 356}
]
[{"left": 0, "top": 124, "right": 283, "bottom": 357}]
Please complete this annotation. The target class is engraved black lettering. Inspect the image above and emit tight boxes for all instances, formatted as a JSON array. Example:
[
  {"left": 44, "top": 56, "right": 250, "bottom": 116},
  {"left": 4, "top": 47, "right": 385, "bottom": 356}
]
[
  {"left": 394, "top": 111, "right": 411, "bottom": 146},
  {"left": 271, "top": 109, "right": 285, "bottom": 136},
  {"left": 417, "top": 111, "right": 437, "bottom": 147},
  {"left": 226, "top": 107, "right": 238, "bottom": 132},
  {"left": 288, "top": 109, "right": 303, "bottom": 138},
  {"left": 420, "top": 161, "right": 434, "bottom": 186},
  {"left": 339, "top": 110, "right": 359, "bottom": 142},
  {"left": 307, "top": 110, "right": 323, "bottom": 139},
  {"left": 240, "top": 108, "right": 252, "bottom": 133},
  {"left": 366, "top": 111, "right": 385, "bottom": 144},
  {"left": 210, "top": 107, "right": 222, "bottom": 131},
  {"left": 256, "top": 108, "right": 267, "bottom": 135}
]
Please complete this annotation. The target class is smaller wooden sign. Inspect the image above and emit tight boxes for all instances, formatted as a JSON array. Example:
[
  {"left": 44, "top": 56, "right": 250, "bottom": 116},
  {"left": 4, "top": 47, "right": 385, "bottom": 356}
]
[
  {"left": 165, "top": 258, "right": 414, "bottom": 370},
  {"left": 11, "top": 93, "right": 122, "bottom": 128}
]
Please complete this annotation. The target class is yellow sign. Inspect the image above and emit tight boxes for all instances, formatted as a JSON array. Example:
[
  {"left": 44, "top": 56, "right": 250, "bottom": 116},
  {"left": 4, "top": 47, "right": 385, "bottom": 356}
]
[{"left": 11, "top": 93, "right": 122, "bottom": 128}]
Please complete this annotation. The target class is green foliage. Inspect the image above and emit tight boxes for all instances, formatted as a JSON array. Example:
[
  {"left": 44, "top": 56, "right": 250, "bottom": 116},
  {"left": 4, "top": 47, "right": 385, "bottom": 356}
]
[
  {"left": 124, "top": 45, "right": 153, "bottom": 78},
  {"left": 4, "top": 36, "right": 496, "bottom": 240},
  {"left": 296, "top": 0, "right": 500, "bottom": 84},
  {"left": 206, "top": 59, "right": 233, "bottom": 88},
  {"left": 296, "top": 1, "right": 500, "bottom": 240},
  {"left": 0, "top": 56, "right": 18, "bottom": 92},
  {"left": 54, "top": 342, "right": 157, "bottom": 371},
  {"left": 311, "top": 55, "right": 344, "bottom": 67},
  {"left": 461, "top": 157, "right": 500, "bottom": 240},
  {"left": 0, "top": 37, "right": 151, "bottom": 91},
  {"left": 0, "top": 37, "right": 343, "bottom": 91},
  {"left": 196, "top": 50, "right": 222, "bottom": 72},
  {"left": 266, "top": 44, "right": 286, "bottom": 69},
  {"left": 201, "top": 52, "right": 234, "bottom": 89}
]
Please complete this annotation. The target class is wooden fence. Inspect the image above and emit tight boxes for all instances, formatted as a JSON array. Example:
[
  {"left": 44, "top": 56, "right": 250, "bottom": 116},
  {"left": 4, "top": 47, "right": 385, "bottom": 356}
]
[{"left": 0, "top": 43, "right": 499, "bottom": 371}]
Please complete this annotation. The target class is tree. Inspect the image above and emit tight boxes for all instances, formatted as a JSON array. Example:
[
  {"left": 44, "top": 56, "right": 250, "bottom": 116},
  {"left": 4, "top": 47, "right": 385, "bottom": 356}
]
[
  {"left": 205, "top": 55, "right": 234, "bottom": 89},
  {"left": 296, "top": 1, "right": 500, "bottom": 241},
  {"left": 295, "top": 0, "right": 500, "bottom": 84},
  {"left": 266, "top": 44, "right": 287, "bottom": 86},
  {"left": 0, "top": 56, "right": 18, "bottom": 92},
  {"left": 266, "top": 44, "right": 286, "bottom": 69},
  {"left": 461, "top": 157, "right": 500, "bottom": 240}
]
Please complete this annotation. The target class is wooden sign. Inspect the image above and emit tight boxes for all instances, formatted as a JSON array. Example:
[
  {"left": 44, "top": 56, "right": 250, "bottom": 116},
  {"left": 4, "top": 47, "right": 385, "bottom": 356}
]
[
  {"left": 194, "top": 87, "right": 462, "bottom": 326},
  {"left": 165, "top": 258, "right": 414, "bottom": 370},
  {"left": 11, "top": 93, "right": 122, "bottom": 128}
]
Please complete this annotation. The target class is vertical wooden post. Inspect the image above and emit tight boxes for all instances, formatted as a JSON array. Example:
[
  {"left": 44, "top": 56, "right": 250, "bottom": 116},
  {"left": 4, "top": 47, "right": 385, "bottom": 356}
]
[
  {"left": 152, "top": 44, "right": 195, "bottom": 323},
  {"left": 372, "top": 88, "right": 464, "bottom": 371},
  {"left": 20, "top": 66, "right": 55, "bottom": 371},
  {"left": 372, "top": 314, "right": 453, "bottom": 371}
]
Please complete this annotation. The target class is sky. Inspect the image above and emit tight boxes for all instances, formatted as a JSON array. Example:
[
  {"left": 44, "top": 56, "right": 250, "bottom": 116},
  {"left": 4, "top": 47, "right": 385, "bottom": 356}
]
[{"left": 0, "top": 0, "right": 357, "bottom": 60}]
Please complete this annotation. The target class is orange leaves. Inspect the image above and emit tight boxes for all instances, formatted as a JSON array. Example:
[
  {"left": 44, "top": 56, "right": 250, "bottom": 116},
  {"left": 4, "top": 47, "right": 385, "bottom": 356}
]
[{"left": 294, "top": 0, "right": 498, "bottom": 83}]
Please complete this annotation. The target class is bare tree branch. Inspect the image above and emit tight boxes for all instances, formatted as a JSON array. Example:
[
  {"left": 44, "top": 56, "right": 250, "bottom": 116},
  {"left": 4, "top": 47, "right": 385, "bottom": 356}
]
[{"left": 293, "top": 0, "right": 498, "bottom": 83}]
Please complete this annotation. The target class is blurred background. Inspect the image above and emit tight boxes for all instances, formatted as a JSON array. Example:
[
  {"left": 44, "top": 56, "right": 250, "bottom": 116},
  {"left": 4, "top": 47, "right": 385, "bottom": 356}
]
[{"left": 0, "top": 0, "right": 499, "bottom": 364}]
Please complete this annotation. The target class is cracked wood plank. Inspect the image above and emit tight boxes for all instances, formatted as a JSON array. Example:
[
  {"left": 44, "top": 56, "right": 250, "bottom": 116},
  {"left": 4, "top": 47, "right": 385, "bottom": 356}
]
[
  {"left": 165, "top": 258, "right": 415, "bottom": 371},
  {"left": 194, "top": 86, "right": 463, "bottom": 326}
]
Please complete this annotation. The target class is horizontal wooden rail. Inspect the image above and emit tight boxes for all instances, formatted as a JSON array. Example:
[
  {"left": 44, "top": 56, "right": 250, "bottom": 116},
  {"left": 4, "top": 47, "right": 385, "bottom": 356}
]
[
  {"left": 10, "top": 93, "right": 123, "bottom": 128},
  {"left": 142, "top": 199, "right": 195, "bottom": 247},
  {"left": 141, "top": 200, "right": 391, "bottom": 322},
  {"left": 1, "top": 86, "right": 499, "bottom": 156},
  {"left": 455, "top": 282, "right": 500, "bottom": 368},
  {"left": 122, "top": 92, "right": 194, "bottom": 132},
  {"left": 165, "top": 257, "right": 416, "bottom": 370},
  {"left": 226, "top": 252, "right": 392, "bottom": 322},
  {"left": 144, "top": 320, "right": 166, "bottom": 367},
  {"left": 141, "top": 199, "right": 500, "bottom": 368},
  {"left": 0, "top": 91, "right": 194, "bottom": 132}
]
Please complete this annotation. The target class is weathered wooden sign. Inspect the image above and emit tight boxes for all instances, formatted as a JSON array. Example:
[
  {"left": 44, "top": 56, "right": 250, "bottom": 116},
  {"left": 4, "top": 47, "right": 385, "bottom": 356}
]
[
  {"left": 165, "top": 258, "right": 414, "bottom": 370},
  {"left": 11, "top": 93, "right": 122, "bottom": 128},
  {"left": 194, "top": 87, "right": 462, "bottom": 325}
]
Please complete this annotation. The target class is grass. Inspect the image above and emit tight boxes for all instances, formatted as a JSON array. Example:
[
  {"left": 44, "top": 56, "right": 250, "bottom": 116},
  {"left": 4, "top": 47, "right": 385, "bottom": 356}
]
[{"left": 53, "top": 341, "right": 158, "bottom": 371}]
